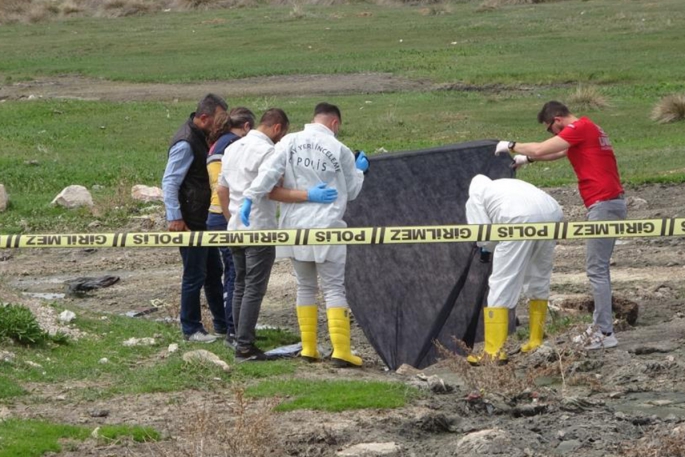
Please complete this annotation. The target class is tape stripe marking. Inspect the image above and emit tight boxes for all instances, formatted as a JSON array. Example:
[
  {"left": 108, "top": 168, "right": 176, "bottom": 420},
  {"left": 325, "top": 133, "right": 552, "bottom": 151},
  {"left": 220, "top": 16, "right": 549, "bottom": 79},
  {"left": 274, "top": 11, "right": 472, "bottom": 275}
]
[
  {"left": 371, "top": 227, "right": 378, "bottom": 245},
  {"left": 484, "top": 223, "right": 492, "bottom": 242},
  {"left": 303, "top": 229, "right": 310, "bottom": 245}
]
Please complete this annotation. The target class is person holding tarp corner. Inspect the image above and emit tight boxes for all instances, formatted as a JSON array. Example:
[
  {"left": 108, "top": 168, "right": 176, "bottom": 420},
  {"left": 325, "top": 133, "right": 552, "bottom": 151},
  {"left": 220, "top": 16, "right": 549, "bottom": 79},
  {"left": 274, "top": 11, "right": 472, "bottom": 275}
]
[
  {"left": 465, "top": 175, "right": 563, "bottom": 365},
  {"left": 495, "top": 101, "right": 626, "bottom": 350}
]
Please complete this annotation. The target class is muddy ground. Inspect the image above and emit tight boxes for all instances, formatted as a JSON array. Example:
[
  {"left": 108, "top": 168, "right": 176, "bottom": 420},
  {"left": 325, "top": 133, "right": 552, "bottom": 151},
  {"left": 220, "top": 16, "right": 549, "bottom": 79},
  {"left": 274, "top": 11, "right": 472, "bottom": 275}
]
[
  {"left": 1, "top": 75, "right": 685, "bottom": 456},
  {"left": 1, "top": 181, "right": 684, "bottom": 457}
]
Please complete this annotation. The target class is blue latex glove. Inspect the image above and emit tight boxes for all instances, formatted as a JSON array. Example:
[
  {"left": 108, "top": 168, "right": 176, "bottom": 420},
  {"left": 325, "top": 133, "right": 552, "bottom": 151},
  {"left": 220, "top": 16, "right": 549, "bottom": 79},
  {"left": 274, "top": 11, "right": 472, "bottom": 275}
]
[
  {"left": 307, "top": 183, "right": 338, "bottom": 203},
  {"left": 355, "top": 150, "right": 369, "bottom": 172},
  {"left": 240, "top": 198, "right": 252, "bottom": 227}
]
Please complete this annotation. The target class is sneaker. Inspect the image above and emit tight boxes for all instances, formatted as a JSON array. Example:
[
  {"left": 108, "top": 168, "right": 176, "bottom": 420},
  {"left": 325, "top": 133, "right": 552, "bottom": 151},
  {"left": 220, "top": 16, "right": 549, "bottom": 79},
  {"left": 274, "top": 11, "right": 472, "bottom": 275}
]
[
  {"left": 183, "top": 331, "right": 218, "bottom": 343},
  {"left": 584, "top": 332, "right": 618, "bottom": 350},
  {"left": 213, "top": 329, "right": 228, "bottom": 338},
  {"left": 572, "top": 326, "right": 595, "bottom": 344},
  {"left": 235, "top": 345, "right": 269, "bottom": 362},
  {"left": 224, "top": 334, "right": 237, "bottom": 350}
]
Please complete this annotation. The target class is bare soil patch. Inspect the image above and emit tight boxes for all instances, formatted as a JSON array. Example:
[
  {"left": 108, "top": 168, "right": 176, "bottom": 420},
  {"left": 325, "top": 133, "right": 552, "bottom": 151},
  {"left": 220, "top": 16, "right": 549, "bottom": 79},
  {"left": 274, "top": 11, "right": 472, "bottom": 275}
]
[
  {"left": 1, "top": 182, "right": 685, "bottom": 456},
  {"left": 0, "top": 73, "right": 430, "bottom": 102}
]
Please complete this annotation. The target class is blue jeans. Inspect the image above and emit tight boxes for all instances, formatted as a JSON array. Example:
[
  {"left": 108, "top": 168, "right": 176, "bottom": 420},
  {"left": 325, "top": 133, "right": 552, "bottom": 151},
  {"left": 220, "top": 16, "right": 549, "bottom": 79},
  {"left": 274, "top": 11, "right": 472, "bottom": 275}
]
[
  {"left": 208, "top": 219, "right": 236, "bottom": 335},
  {"left": 179, "top": 246, "right": 227, "bottom": 336}
]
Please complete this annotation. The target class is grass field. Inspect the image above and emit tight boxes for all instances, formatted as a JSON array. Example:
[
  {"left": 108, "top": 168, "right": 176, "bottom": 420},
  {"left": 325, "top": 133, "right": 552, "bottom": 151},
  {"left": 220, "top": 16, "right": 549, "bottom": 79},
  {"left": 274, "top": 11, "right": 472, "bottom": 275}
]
[{"left": 0, "top": 0, "right": 684, "bottom": 232}]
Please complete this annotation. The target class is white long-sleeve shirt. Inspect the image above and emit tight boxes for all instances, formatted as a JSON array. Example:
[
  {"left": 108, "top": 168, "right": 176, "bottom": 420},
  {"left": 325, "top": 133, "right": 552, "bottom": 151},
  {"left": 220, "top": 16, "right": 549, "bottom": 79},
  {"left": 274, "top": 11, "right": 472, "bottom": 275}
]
[
  {"left": 218, "top": 130, "right": 278, "bottom": 231},
  {"left": 244, "top": 123, "right": 364, "bottom": 263}
]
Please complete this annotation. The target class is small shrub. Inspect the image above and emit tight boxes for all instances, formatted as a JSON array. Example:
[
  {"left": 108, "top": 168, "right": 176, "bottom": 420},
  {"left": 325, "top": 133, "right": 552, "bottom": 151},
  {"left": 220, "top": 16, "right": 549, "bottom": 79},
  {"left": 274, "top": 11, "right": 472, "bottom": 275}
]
[
  {"left": 651, "top": 94, "right": 685, "bottom": 124},
  {"left": 0, "top": 304, "right": 47, "bottom": 345},
  {"left": 568, "top": 85, "right": 609, "bottom": 111}
]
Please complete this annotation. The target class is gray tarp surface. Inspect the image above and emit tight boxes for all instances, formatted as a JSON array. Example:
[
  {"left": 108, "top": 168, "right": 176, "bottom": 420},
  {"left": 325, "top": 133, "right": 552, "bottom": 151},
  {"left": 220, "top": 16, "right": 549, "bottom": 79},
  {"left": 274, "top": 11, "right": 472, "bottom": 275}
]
[{"left": 345, "top": 140, "right": 515, "bottom": 370}]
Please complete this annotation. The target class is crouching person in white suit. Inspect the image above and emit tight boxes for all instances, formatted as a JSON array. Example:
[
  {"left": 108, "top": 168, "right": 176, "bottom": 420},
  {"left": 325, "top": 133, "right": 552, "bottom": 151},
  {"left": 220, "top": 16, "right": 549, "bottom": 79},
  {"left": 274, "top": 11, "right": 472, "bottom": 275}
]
[{"left": 465, "top": 175, "right": 563, "bottom": 365}]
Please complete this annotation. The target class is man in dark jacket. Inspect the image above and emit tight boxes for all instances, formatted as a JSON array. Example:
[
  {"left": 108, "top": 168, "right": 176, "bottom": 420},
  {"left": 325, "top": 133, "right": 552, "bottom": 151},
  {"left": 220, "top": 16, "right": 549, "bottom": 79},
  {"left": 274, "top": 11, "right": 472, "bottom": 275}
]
[{"left": 162, "top": 94, "right": 229, "bottom": 342}]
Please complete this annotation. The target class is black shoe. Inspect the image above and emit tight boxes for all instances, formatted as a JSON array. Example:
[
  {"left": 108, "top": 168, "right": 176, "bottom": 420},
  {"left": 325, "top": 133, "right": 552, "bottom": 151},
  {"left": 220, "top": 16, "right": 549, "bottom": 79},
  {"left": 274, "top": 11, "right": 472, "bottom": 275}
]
[
  {"left": 235, "top": 345, "right": 270, "bottom": 362},
  {"left": 224, "top": 334, "right": 237, "bottom": 351}
]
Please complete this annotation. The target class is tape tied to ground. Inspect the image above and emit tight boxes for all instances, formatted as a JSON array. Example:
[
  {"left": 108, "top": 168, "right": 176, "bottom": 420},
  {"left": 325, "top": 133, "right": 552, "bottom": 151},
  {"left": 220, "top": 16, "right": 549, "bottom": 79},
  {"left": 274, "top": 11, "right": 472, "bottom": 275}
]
[{"left": 2, "top": 218, "right": 684, "bottom": 249}]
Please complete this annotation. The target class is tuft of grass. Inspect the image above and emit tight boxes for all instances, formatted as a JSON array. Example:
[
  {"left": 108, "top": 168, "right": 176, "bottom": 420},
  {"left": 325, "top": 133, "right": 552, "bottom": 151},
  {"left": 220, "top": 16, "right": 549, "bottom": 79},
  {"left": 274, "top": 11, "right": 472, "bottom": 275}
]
[
  {"left": 0, "top": 303, "right": 47, "bottom": 345},
  {"left": 246, "top": 379, "right": 418, "bottom": 412},
  {"left": 568, "top": 85, "right": 610, "bottom": 111},
  {"left": 651, "top": 94, "right": 685, "bottom": 124}
]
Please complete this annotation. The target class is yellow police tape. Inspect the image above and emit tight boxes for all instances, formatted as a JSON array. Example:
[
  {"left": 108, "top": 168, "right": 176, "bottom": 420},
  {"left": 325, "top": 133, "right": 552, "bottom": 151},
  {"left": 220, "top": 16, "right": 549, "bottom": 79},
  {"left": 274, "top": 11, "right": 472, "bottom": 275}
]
[{"left": 2, "top": 218, "right": 684, "bottom": 249}]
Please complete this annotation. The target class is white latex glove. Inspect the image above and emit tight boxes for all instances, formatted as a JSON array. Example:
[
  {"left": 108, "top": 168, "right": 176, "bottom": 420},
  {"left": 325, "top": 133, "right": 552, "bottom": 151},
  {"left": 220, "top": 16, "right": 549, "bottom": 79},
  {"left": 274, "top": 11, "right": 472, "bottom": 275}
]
[
  {"left": 494, "top": 141, "right": 511, "bottom": 156},
  {"left": 511, "top": 154, "right": 531, "bottom": 169}
]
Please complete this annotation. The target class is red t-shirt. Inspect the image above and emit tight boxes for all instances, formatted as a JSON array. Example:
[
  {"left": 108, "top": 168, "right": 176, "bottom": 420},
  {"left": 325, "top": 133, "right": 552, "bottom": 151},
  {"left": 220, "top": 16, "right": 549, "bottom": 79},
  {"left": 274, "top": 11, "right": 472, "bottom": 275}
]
[{"left": 558, "top": 117, "right": 623, "bottom": 208}]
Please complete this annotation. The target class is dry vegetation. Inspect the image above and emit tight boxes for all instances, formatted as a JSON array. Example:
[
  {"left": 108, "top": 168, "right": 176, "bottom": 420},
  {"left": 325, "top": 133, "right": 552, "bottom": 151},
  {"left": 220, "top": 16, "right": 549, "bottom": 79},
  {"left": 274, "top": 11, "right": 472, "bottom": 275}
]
[
  {"left": 0, "top": 0, "right": 571, "bottom": 23},
  {"left": 651, "top": 94, "right": 685, "bottom": 124},
  {"left": 134, "top": 388, "right": 283, "bottom": 457},
  {"left": 567, "top": 85, "right": 610, "bottom": 112}
]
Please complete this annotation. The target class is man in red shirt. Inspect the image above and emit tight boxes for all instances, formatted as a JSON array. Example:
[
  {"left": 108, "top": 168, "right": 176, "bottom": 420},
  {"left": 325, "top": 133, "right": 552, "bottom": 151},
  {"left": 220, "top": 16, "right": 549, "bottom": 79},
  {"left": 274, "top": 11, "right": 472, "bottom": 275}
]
[{"left": 495, "top": 101, "right": 627, "bottom": 350}]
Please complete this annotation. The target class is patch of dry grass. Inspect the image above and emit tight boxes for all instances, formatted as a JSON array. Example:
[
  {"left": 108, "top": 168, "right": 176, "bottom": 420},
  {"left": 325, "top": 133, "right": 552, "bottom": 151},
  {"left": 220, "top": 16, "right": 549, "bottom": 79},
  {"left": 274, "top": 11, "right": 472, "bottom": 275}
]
[
  {"left": 567, "top": 85, "right": 610, "bottom": 111},
  {"left": 134, "top": 388, "right": 283, "bottom": 457},
  {"left": 651, "top": 94, "right": 685, "bottom": 124},
  {"left": 616, "top": 425, "right": 685, "bottom": 457}
]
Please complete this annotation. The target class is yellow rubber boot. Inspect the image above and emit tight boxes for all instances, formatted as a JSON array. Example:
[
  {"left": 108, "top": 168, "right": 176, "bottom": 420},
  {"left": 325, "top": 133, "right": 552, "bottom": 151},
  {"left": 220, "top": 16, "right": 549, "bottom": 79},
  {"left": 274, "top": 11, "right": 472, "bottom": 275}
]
[
  {"left": 521, "top": 299, "right": 548, "bottom": 353},
  {"left": 327, "top": 307, "right": 362, "bottom": 368},
  {"left": 296, "top": 305, "right": 320, "bottom": 362},
  {"left": 467, "top": 307, "right": 509, "bottom": 365}
]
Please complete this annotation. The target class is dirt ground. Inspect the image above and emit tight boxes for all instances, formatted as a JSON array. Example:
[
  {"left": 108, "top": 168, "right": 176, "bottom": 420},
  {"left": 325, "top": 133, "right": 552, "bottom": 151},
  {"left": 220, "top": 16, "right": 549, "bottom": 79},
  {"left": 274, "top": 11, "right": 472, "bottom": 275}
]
[
  {"left": 1, "top": 74, "right": 684, "bottom": 456},
  {"left": 0, "top": 73, "right": 429, "bottom": 102},
  {"left": 1, "top": 181, "right": 685, "bottom": 456}
]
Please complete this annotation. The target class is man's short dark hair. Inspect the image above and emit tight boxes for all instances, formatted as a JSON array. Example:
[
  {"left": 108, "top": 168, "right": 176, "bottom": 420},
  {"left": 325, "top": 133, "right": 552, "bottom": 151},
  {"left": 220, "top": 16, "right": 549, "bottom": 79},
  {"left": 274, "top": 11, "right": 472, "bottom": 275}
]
[
  {"left": 195, "top": 93, "right": 228, "bottom": 117},
  {"left": 537, "top": 101, "right": 571, "bottom": 124},
  {"left": 260, "top": 108, "right": 289, "bottom": 128},
  {"left": 314, "top": 102, "right": 342, "bottom": 121}
]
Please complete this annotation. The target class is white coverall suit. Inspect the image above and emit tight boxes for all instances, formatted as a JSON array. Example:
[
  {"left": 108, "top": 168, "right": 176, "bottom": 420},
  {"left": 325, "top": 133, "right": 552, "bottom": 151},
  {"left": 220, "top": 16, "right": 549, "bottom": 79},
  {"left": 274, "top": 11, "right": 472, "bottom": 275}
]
[
  {"left": 243, "top": 123, "right": 365, "bottom": 309},
  {"left": 466, "top": 175, "right": 563, "bottom": 309}
]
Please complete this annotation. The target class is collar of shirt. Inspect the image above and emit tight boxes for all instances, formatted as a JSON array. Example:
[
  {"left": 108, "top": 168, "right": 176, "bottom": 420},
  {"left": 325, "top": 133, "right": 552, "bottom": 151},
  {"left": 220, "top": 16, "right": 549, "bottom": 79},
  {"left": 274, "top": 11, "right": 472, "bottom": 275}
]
[
  {"left": 304, "top": 123, "right": 335, "bottom": 137},
  {"left": 246, "top": 129, "right": 274, "bottom": 145}
]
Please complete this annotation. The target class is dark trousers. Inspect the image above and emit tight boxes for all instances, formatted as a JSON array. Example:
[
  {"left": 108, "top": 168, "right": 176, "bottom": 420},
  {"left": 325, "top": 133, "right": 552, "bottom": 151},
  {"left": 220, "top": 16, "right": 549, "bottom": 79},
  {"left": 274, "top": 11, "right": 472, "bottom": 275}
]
[
  {"left": 179, "top": 246, "right": 227, "bottom": 335},
  {"left": 207, "top": 221, "right": 236, "bottom": 335},
  {"left": 232, "top": 246, "right": 276, "bottom": 351}
]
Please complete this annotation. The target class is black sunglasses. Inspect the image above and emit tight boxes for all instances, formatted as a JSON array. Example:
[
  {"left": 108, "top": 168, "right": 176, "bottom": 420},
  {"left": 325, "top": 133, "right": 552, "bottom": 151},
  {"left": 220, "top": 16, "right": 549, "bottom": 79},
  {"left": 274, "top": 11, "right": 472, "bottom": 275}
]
[{"left": 546, "top": 118, "right": 556, "bottom": 134}]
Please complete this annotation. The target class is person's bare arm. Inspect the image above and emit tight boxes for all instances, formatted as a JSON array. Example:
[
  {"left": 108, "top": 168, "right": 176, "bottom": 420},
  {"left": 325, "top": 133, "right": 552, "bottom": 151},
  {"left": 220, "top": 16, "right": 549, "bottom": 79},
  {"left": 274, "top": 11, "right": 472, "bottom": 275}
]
[
  {"left": 512, "top": 136, "right": 570, "bottom": 160},
  {"left": 217, "top": 185, "right": 231, "bottom": 221}
]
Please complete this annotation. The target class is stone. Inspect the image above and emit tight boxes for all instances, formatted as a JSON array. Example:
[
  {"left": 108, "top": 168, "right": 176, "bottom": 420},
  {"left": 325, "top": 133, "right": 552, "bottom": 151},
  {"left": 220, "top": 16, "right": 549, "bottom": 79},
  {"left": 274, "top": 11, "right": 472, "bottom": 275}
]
[
  {"left": 336, "top": 442, "right": 402, "bottom": 457},
  {"left": 0, "top": 184, "right": 8, "bottom": 212},
  {"left": 455, "top": 428, "right": 511, "bottom": 455},
  {"left": 122, "top": 337, "right": 156, "bottom": 347},
  {"left": 131, "top": 185, "right": 164, "bottom": 203},
  {"left": 51, "top": 185, "right": 93, "bottom": 209},
  {"left": 626, "top": 196, "right": 648, "bottom": 210},
  {"left": 182, "top": 349, "right": 230, "bottom": 372},
  {"left": 556, "top": 439, "right": 582, "bottom": 453},
  {"left": 395, "top": 363, "right": 421, "bottom": 376},
  {"left": 59, "top": 310, "right": 76, "bottom": 323}
]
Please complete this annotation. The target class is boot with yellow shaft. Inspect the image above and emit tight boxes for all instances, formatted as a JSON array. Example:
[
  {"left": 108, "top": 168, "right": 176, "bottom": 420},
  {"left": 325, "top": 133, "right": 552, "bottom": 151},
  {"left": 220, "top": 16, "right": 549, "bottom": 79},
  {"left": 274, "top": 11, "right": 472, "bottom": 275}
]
[
  {"left": 521, "top": 299, "right": 548, "bottom": 353},
  {"left": 296, "top": 305, "right": 321, "bottom": 362},
  {"left": 327, "top": 307, "right": 362, "bottom": 368},
  {"left": 467, "top": 307, "right": 509, "bottom": 365}
]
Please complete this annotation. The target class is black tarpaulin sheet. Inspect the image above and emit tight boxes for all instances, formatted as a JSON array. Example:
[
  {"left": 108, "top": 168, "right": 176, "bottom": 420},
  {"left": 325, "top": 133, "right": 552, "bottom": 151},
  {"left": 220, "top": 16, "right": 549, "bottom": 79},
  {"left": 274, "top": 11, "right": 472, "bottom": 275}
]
[{"left": 345, "top": 140, "right": 515, "bottom": 370}]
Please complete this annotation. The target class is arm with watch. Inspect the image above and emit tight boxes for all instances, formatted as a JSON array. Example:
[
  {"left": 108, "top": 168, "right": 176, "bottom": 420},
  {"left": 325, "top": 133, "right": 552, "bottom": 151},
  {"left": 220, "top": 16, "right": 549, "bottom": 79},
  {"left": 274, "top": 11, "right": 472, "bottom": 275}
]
[{"left": 494, "top": 137, "right": 570, "bottom": 169}]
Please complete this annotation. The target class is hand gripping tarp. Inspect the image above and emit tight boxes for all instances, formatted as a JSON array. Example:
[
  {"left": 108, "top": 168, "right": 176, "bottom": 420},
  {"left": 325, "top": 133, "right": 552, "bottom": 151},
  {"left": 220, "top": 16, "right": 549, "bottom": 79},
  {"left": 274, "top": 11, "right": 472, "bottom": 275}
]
[{"left": 345, "top": 140, "right": 515, "bottom": 370}]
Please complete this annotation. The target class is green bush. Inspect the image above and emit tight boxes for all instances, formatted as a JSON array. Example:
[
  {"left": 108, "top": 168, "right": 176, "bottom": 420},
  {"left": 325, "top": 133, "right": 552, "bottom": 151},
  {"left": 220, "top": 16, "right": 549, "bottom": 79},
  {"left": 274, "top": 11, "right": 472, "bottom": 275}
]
[{"left": 0, "top": 304, "right": 47, "bottom": 345}]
